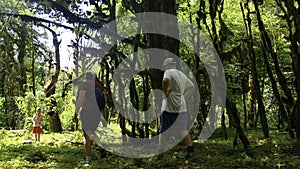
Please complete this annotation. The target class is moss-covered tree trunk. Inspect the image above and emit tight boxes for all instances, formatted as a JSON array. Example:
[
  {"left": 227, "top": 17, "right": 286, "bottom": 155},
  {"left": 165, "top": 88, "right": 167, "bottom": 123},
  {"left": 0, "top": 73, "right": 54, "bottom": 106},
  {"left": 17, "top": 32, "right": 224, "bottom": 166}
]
[
  {"left": 17, "top": 24, "right": 27, "bottom": 97},
  {"left": 275, "top": 0, "right": 300, "bottom": 139},
  {"left": 39, "top": 24, "right": 63, "bottom": 132},
  {"left": 226, "top": 97, "right": 250, "bottom": 151},
  {"left": 243, "top": 1, "right": 269, "bottom": 138},
  {"left": 252, "top": 0, "right": 290, "bottom": 132},
  {"left": 141, "top": 0, "right": 180, "bottom": 134}
]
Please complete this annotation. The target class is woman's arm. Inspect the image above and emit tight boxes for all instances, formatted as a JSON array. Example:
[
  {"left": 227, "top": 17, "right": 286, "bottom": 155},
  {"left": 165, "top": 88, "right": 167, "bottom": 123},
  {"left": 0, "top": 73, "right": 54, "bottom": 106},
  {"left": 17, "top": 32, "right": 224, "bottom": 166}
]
[
  {"left": 75, "top": 90, "right": 86, "bottom": 115},
  {"left": 162, "top": 78, "right": 170, "bottom": 97},
  {"left": 32, "top": 114, "right": 36, "bottom": 121}
]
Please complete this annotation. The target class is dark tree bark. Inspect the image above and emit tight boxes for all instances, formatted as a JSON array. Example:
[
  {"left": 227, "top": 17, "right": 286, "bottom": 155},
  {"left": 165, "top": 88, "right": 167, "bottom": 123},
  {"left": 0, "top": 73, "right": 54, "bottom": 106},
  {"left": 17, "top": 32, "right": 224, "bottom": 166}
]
[
  {"left": 241, "top": 77, "right": 248, "bottom": 129},
  {"left": 142, "top": 73, "right": 150, "bottom": 138},
  {"left": 39, "top": 24, "right": 63, "bottom": 132},
  {"left": 26, "top": 0, "right": 107, "bottom": 28},
  {"left": 0, "top": 13, "right": 74, "bottom": 30},
  {"left": 140, "top": 0, "right": 180, "bottom": 135},
  {"left": 252, "top": 0, "right": 291, "bottom": 132},
  {"left": 275, "top": 0, "right": 300, "bottom": 139},
  {"left": 240, "top": 3, "right": 256, "bottom": 128},
  {"left": 221, "top": 110, "right": 228, "bottom": 139},
  {"left": 30, "top": 24, "right": 36, "bottom": 97},
  {"left": 247, "top": 74, "right": 256, "bottom": 127},
  {"left": 242, "top": 1, "right": 269, "bottom": 138},
  {"left": 226, "top": 97, "right": 250, "bottom": 152},
  {"left": 3, "top": 31, "right": 14, "bottom": 129},
  {"left": 61, "top": 71, "right": 72, "bottom": 98},
  {"left": 17, "top": 24, "right": 27, "bottom": 96},
  {"left": 129, "top": 77, "right": 139, "bottom": 138}
]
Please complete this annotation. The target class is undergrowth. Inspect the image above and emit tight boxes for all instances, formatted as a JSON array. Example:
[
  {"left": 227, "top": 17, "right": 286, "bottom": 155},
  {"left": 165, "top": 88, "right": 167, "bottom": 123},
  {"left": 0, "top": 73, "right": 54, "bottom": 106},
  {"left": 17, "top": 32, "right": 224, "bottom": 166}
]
[{"left": 0, "top": 128, "right": 299, "bottom": 169}]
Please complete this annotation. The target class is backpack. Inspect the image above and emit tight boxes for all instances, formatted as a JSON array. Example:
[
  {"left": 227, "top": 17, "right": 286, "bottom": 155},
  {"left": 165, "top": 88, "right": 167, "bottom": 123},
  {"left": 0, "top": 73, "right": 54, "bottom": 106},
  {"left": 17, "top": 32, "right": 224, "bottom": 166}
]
[{"left": 95, "top": 85, "right": 106, "bottom": 111}]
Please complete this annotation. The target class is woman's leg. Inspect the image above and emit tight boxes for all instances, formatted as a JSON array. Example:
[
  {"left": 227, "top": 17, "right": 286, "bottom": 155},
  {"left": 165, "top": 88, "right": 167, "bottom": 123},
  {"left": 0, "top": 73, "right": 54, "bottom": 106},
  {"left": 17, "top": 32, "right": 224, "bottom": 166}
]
[
  {"left": 83, "top": 132, "right": 92, "bottom": 157},
  {"left": 37, "top": 133, "right": 40, "bottom": 141}
]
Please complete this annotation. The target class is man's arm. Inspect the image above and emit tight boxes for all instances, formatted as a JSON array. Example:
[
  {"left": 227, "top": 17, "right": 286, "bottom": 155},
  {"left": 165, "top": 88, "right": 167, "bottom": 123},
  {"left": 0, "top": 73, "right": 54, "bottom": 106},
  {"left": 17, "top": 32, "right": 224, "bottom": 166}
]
[
  {"left": 184, "top": 84, "right": 195, "bottom": 98},
  {"left": 162, "top": 78, "right": 170, "bottom": 97},
  {"left": 184, "top": 76, "right": 195, "bottom": 98}
]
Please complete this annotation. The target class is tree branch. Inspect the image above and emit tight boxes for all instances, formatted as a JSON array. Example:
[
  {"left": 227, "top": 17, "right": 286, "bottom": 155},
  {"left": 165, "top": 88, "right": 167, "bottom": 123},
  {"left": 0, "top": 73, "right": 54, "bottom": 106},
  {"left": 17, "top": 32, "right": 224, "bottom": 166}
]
[
  {"left": 29, "top": 0, "right": 108, "bottom": 28},
  {"left": 0, "top": 13, "right": 74, "bottom": 30}
]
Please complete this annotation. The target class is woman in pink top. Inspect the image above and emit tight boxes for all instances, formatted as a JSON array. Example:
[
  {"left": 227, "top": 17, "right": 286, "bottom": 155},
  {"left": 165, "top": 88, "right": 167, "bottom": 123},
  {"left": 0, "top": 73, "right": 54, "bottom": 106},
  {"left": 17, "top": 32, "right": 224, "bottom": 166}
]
[{"left": 32, "top": 107, "right": 44, "bottom": 141}]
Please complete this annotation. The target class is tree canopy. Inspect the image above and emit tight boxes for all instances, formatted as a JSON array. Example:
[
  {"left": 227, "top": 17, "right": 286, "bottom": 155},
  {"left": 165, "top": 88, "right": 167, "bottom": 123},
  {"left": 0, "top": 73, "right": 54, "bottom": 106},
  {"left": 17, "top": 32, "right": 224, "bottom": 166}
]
[{"left": 0, "top": 0, "right": 300, "bottom": 167}]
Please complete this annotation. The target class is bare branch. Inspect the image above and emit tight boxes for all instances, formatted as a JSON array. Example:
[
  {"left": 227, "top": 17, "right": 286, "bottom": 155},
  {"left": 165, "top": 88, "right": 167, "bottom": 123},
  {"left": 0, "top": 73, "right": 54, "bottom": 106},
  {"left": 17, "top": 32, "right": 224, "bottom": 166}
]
[{"left": 0, "top": 13, "right": 74, "bottom": 30}]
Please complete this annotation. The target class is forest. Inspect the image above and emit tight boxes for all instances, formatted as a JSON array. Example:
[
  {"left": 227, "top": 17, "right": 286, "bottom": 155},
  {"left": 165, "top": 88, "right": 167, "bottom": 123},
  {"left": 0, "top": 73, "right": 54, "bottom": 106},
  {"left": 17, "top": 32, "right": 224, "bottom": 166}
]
[{"left": 0, "top": 0, "right": 300, "bottom": 168}]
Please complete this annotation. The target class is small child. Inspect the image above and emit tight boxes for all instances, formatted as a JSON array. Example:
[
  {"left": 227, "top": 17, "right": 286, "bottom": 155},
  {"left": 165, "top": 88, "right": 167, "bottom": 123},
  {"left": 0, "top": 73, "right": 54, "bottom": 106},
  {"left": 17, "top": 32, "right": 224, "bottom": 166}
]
[{"left": 32, "top": 107, "right": 44, "bottom": 141}]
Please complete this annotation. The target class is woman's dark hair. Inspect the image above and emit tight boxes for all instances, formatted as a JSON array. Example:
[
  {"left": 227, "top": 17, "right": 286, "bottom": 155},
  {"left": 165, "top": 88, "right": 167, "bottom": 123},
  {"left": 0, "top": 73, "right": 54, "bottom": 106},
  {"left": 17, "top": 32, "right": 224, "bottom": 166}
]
[{"left": 86, "top": 72, "right": 95, "bottom": 80}]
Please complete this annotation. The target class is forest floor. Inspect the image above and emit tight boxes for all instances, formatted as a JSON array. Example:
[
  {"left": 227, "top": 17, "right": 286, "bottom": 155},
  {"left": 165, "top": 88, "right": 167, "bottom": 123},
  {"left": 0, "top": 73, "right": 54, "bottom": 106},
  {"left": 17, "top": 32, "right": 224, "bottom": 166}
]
[{"left": 0, "top": 127, "right": 299, "bottom": 169}]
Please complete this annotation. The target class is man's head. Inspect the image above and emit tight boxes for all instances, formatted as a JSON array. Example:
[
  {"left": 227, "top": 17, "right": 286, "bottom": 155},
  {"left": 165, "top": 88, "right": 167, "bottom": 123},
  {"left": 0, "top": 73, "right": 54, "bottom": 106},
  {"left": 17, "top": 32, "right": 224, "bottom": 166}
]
[{"left": 162, "top": 58, "right": 177, "bottom": 70}]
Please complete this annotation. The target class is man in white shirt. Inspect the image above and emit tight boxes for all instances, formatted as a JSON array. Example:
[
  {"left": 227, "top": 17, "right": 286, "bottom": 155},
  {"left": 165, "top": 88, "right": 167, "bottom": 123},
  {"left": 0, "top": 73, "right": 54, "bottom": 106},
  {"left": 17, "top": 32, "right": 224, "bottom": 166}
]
[{"left": 159, "top": 58, "right": 195, "bottom": 159}]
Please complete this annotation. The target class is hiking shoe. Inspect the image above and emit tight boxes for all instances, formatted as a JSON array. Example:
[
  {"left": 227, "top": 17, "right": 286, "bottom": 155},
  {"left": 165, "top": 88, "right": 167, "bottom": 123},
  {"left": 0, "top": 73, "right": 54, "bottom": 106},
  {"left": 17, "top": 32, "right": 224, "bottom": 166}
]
[
  {"left": 100, "top": 150, "right": 107, "bottom": 158},
  {"left": 82, "top": 159, "right": 90, "bottom": 164},
  {"left": 157, "top": 154, "right": 164, "bottom": 160}
]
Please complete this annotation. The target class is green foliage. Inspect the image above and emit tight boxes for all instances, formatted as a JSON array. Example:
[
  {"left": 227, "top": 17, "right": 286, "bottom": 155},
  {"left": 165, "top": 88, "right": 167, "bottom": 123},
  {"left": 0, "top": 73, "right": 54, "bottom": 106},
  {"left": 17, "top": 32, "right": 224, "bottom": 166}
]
[
  {"left": 0, "top": 98, "right": 6, "bottom": 128},
  {"left": 14, "top": 91, "right": 47, "bottom": 131},
  {"left": 0, "top": 128, "right": 299, "bottom": 168},
  {"left": 55, "top": 91, "right": 75, "bottom": 131},
  {"left": 0, "top": 0, "right": 299, "bottom": 156}
]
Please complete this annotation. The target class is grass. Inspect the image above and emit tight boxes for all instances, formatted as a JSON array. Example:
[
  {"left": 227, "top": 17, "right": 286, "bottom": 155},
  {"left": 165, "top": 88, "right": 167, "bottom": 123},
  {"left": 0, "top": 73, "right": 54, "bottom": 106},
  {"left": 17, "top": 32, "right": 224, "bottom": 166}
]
[{"left": 0, "top": 127, "right": 299, "bottom": 169}]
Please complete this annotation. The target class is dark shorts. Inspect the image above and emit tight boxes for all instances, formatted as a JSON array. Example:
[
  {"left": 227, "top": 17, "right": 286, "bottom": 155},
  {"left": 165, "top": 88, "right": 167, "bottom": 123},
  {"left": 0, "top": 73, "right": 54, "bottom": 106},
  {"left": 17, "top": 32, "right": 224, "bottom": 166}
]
[
  {"left": 159, "top": 111, "right": 188, "bottom": 133},
  {"left": 80, "top": 109, "right": 100, "bottom": 132}
]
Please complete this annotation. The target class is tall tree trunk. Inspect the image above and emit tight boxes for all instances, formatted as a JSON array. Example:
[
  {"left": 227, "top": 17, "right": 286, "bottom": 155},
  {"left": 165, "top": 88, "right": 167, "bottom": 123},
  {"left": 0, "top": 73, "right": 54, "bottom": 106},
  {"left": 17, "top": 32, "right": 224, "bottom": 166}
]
[
  {"left": 226, "top": 97, "right": 250, "bottom": 152},
  {"left": 241, "top": 3, "right": 256, "bottom": 128},
  {"left": 221, "top": 110, "right": 228, "bottom": 139},
  {"left": 3, "top": 29, "right": 16, "bottom": 129},
  {"left": 276, "top": 0, "right": 300, "bottom": 139},
  {"left": 208, "top": 0, "right": 219, "bottom": 51},
  {"left": 247, "top": 72, "right": 255, "bottom": 127},
  {"left": 252, "top": 0, "right": 290, "bottom": 131},
  {"left": 129, "top": 78, "right": 139, "bottom": 138},
  {"left": 39, "top": 24, "right": 63, "bottom": 132},
  {"left": 194, "top": 1, "right": 211, "bottom": 132},
  {"left": 285, "top": 1, "right": 300, "bottom": 139},
  {"left": 241, "top": 77, "right": 248, "bottom": 129},
  {"left": 30, "top": 24, "right": 36, "bottom": 97},
  {"left": 143, "top": 73, "right": 150, "bottom": 138},
  {"left": 242, "top": 1, "right": 269, "bottom": 138},
  {"left": 143, "top": 0, "right": 180, "bottom": 135},
  {"left": 17, "top": 26, "right": 27, "bottom": 96},
  {"left": 72, "top": 35, "right": 82, "bottom": 131}
]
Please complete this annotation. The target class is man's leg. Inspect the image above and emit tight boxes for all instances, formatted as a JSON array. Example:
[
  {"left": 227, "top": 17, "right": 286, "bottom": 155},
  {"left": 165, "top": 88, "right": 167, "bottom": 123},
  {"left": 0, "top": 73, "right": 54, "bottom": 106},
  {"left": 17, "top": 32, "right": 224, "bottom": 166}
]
[
  {"left": 180, "top": 131, "right": 193, "bottom": 147},
  {"left": 180, "top": 130, "right": 194, "bottom": 158},
  {"left": 158, "top": 111, "right": 177, "bottom": 158},
  {"left": 179, "top": 112, "right": 194, "bottom": 155},
  {"left": 158, "top": 132, "right": 167, "bottom": 153}
]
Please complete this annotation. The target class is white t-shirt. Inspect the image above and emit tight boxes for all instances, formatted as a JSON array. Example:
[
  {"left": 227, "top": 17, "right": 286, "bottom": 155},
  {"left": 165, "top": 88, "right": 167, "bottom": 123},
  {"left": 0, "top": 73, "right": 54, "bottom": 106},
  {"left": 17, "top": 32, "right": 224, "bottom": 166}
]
[
  {"left": 33, "top": 113, "right": 43, "bottom": 127},
  {"left": 161, "top": 69, "right": 194, "bottom": 113}
]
